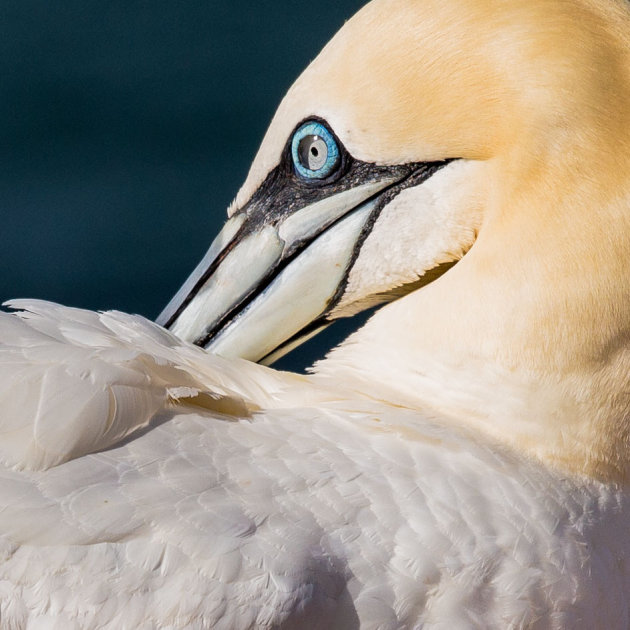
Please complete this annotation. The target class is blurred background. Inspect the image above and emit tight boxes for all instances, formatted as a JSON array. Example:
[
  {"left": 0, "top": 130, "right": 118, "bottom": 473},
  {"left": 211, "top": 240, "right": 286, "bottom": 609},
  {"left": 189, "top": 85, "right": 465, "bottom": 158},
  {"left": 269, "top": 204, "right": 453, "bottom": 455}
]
[{"left": 0, "top": 0, "right": 369, "bottom": 371}]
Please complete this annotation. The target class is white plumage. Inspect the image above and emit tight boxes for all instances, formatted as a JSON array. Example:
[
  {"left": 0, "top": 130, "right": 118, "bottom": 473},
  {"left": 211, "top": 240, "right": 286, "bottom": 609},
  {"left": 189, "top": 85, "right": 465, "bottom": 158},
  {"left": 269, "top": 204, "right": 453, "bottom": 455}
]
[
  {"left": 1, "top": 301, "right": 629, "bottom": 628},
  {"left": 3, "top": 0, "right": 630, "bottom": 626}
]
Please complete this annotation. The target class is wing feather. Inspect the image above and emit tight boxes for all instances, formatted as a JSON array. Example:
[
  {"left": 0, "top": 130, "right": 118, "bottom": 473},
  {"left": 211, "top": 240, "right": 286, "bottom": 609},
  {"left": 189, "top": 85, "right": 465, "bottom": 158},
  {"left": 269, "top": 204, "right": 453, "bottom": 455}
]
[{"left": 0, "top": 301, "right": 256, "bottom": 470}]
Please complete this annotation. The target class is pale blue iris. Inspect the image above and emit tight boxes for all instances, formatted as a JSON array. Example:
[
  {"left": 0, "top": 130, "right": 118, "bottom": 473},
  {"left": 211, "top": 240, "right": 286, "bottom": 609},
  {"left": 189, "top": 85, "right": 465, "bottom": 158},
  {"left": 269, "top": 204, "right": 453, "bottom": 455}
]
[{"left": 291, "top": 121, "right": 340, "bottom": 180}]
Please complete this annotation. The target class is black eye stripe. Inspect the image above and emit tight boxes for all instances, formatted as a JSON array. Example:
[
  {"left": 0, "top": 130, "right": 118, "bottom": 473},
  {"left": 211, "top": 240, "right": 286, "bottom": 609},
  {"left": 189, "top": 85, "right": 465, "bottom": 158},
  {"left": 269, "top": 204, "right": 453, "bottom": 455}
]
[
  {"left": 236, "top": 117, "right": 456, "bottom": 229},
  {"left": 239, "top": 117, "right": 438, "bottom": 224}
]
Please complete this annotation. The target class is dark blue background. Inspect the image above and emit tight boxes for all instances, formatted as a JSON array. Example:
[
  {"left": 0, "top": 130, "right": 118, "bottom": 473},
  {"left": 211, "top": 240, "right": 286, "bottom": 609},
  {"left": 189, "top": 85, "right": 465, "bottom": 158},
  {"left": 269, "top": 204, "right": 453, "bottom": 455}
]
[{"left": 0, "top": 1, "right": 369, "bottom": 371}]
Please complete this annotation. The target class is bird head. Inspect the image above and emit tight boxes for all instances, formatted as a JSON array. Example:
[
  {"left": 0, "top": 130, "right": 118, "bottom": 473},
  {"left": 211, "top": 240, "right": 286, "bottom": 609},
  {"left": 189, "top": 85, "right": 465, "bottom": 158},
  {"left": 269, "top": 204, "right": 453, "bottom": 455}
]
[{"left": 157, "top": 0, "right": 630, "bottom": 384}]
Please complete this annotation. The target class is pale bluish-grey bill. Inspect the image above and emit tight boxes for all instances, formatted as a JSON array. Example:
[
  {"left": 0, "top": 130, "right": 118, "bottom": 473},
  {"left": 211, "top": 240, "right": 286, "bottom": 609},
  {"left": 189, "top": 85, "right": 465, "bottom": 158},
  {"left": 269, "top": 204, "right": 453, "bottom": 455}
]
[{"left": 159, "top": 180, "right": 392, "bottom": 363}]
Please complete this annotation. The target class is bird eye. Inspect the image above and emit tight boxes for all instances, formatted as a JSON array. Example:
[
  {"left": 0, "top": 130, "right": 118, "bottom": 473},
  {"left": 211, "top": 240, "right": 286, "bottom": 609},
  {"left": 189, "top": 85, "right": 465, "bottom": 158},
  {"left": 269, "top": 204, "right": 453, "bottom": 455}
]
[{"left": 291, "top": 121, "right": 340, "bottom": 180}]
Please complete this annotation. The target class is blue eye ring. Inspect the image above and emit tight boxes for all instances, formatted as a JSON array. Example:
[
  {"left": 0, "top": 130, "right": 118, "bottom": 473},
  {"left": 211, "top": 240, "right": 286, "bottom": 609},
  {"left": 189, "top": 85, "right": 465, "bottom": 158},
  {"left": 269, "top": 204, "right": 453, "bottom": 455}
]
[{"left": 291, "top": 121, "right": 341, "bottom": 180}]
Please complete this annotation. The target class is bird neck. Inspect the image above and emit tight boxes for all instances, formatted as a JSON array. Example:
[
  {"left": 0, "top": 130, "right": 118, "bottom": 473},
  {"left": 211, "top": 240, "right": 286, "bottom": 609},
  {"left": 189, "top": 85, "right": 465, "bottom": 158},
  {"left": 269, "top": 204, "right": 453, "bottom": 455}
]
[{"left": 316, "top": 149, "right": 630, "bottom": 484}]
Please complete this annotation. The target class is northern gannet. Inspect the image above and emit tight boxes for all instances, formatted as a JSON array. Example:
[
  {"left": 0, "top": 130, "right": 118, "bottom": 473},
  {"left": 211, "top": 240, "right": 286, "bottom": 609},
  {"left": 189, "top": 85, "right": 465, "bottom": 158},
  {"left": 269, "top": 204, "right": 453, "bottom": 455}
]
[{"left": 2, "top": 0, "right": 630, "bottom": 627}]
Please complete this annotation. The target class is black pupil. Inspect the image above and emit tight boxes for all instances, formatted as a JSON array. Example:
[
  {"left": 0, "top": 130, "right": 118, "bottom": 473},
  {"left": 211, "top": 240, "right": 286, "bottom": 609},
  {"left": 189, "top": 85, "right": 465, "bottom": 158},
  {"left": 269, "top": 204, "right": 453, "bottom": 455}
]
[{"left": 298, "top": 135, "right": 328, "bottom": 171}]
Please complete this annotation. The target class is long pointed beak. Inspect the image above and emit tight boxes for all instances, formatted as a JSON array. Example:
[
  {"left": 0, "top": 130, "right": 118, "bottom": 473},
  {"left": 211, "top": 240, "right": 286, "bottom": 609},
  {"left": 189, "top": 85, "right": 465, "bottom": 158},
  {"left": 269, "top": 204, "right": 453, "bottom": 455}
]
[{"left": 157, "top": 161, "right": 448, "bottom": 364}]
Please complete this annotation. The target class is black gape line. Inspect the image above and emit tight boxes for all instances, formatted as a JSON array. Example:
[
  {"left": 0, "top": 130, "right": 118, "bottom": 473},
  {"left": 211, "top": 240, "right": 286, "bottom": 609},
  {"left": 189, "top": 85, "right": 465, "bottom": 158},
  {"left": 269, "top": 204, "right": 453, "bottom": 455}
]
[{"left": 160, "top": 116, "right": 455, "bottom": 355}]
